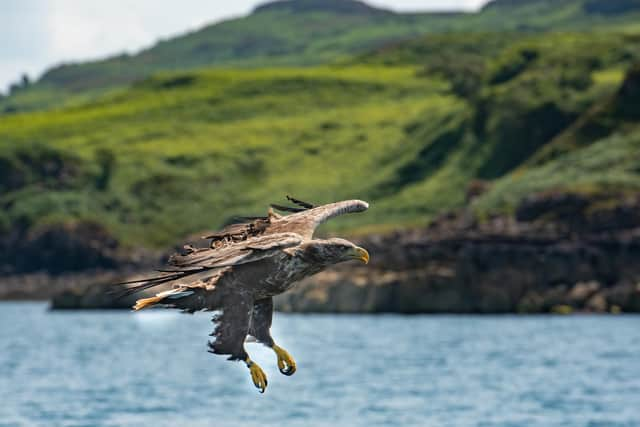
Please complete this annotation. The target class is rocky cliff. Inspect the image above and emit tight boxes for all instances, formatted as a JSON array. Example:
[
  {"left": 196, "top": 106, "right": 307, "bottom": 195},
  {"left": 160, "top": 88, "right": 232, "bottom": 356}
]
[
  {"left": 19, "top": 191, "right": 634, "bottom": 313},
  {"left": 275, "top": 191, "right": 640, "bottom": 313}
]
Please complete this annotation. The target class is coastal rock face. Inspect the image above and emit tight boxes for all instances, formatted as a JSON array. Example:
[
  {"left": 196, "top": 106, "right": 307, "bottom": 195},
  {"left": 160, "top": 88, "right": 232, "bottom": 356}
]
[
  {"left": 51, "top": 279, "right": 139, "bottom": 310},
  {"left": 6, "top": 191, "right": 640, "bottom": 313},
  {"left": 275, "top": 236, "right": 640, "bottom": 313},
  {"left": 276, "top": 192, "right": 640, "bottom": 313},
  {"left": 0, "top": 220, "right": 160, "bottom": 305},
  {"left": 0, "top": 221, "right": 124, "bottom": 275},
  {"left": 0, "top": 221, "right": 161, "bottom": 276}
]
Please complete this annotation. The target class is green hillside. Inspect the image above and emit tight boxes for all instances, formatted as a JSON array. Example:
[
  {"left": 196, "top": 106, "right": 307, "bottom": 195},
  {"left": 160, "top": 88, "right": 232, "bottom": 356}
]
[
  {"left": 0, "top": 66, "right": 459, "bottom": 246},
  {"left": 2, "top": 26, "right": 639, "bottom": 251},
  {"left": 475, "top": 62, "right": 640, "bottom": 213},
  {"left": 4, "top": 0, "right": 640, "bottom": 114}
]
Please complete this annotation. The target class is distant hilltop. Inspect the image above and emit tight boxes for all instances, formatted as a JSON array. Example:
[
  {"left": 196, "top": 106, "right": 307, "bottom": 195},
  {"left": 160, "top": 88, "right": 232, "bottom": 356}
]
[
  {"left": 4, "top": 0, "right": 640, "bottom": 114},
  {"left": 253, "top": 0, "right": 394, "bottom": 15}
]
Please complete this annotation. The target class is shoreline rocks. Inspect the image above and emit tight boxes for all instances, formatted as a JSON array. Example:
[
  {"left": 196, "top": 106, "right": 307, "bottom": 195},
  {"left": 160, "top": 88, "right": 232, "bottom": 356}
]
[
  {"left": 2, "top": 191, "right": 640, "bottom": 313},
  {"left": 276, "top": 191, "right": 640, "bottom": 313}
]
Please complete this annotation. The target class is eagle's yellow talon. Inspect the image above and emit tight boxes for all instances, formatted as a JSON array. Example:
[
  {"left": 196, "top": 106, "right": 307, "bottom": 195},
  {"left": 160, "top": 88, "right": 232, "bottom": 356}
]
[
  {"left": 246, "top": 358, "right": 268, "bottom": 393},
  {"left": 273, "top": 344, "right": 296, "bottom": 376}
]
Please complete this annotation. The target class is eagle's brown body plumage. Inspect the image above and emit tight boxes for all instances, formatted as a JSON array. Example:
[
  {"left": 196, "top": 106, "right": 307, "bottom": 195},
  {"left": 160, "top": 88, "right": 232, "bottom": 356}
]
[{"left": 118, "top": 198, "right": 370, "bottom": 393}]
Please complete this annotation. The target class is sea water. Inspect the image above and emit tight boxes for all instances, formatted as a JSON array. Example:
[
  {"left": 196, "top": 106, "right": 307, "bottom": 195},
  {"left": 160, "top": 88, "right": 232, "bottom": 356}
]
[{"left": 0, "top": 302, "right": 638, "bottom": 427}]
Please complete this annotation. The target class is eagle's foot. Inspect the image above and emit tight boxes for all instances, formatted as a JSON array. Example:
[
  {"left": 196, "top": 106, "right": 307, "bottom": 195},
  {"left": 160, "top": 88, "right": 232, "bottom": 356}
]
[
  {"left": 246, "top": 358, "right": 268, "bottom": 393},
  {"left": 273, "top": 344, "right": 296, "bottom": 376}
]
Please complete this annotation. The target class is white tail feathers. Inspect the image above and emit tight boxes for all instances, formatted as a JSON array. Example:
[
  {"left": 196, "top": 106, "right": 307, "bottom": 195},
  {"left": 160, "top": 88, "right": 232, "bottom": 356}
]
[
  {"left": 132, "top": 288, "right": 195, "bottom": 311},
  {"left": 133, "top": 295, "right": 163, "bottom": 311}
]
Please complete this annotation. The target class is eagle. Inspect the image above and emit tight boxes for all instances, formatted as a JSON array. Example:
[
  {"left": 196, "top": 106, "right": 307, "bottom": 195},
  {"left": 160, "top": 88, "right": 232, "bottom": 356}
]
[{"left": 115, "top": 197, "right": 369, "bottom": 393}]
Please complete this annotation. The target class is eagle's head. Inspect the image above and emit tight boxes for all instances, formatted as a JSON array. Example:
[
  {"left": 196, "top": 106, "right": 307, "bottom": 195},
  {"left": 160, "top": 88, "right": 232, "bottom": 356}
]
[{"left": 303, "top": 238, "right": 369, "bottom": 266}]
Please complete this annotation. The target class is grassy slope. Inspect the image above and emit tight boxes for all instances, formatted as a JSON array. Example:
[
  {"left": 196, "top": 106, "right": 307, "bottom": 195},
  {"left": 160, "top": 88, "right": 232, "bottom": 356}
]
[
  {"left": 4, "top": 0, "right": 640, "bottom": 113},
  {"left": 474, "top": 63, "right": 640, "bottom": 213},
  {"left": 360, "top": 29, "right": 640, "bottom": 211},
  {"left": 474, "top": 131, "right": 640, "bottom": 214},
  {"left": 0, "top": 66, "right": 464, "bottom": 246},
  {"left": 2, "top": 20, "right": 640, "bottom": 249}
]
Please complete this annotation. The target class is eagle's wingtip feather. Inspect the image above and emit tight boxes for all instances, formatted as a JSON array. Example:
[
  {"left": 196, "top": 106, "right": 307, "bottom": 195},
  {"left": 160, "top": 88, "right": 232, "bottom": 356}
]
[{"left": 358, "top": 200, "right": 369, "bottom": 210}]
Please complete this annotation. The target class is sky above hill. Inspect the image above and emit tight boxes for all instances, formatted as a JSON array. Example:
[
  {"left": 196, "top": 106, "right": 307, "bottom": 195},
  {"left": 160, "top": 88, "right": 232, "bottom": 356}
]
[{"left": 0, "top": 0, "right": 489, "bottom": 94}]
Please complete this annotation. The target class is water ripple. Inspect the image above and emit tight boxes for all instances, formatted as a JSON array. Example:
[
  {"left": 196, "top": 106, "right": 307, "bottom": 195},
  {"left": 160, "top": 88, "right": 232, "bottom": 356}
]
[{"left": 0, "top": 303, "right": 639, "bottom": 427}]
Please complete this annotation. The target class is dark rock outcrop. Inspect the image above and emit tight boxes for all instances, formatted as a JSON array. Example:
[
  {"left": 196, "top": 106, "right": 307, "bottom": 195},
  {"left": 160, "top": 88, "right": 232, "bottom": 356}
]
[
  {"left": 0, "top": 220, "right": 157, "bottom": 275},
  {"left": 276, "top": 191, "right": 640, "bottom": 313},
  {"left": 4, "top": 191, "right": 640, "bottom": 313}
]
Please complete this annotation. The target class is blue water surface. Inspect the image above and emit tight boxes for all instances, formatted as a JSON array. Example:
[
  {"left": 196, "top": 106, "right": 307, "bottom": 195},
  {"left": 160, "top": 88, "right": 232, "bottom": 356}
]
[{"left": 0, "top": 302, "right": 638, "bottom": 427}]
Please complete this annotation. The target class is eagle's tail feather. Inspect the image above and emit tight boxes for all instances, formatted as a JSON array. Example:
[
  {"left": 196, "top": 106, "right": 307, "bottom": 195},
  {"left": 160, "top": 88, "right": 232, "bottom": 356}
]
[
  {"left": 133, "top": 295, "right": 164, "bottom": 311},
  {"left": 109, "top": 268, "right": 206, "bottom": 299},
  {"left": 133, "top": 287, "right": 196, "bottom": 311}
]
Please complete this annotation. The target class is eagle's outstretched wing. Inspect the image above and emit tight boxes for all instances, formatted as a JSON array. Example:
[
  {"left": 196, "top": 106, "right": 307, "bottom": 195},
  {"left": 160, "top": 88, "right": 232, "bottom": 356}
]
[
  {"left": 112, "top": 232, "right": 302, "bottom": 298},
  {"left": 168, "top": 232, "right": 302, "bottom": 269},
  {"left": 199, "top": 197, "right": 368, "bottom": 248},
  {"left": 268, "top": 199, "right": 369, "bottom": 239},
  {"left": 114, "top": 197, "right": 367, "bottom": 298}
]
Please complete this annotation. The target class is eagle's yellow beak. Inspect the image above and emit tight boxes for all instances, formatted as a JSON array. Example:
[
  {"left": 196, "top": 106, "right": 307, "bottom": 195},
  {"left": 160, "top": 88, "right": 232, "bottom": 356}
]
[{"left": 350, "top": 247, "right": 369, "bottom": 264}]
